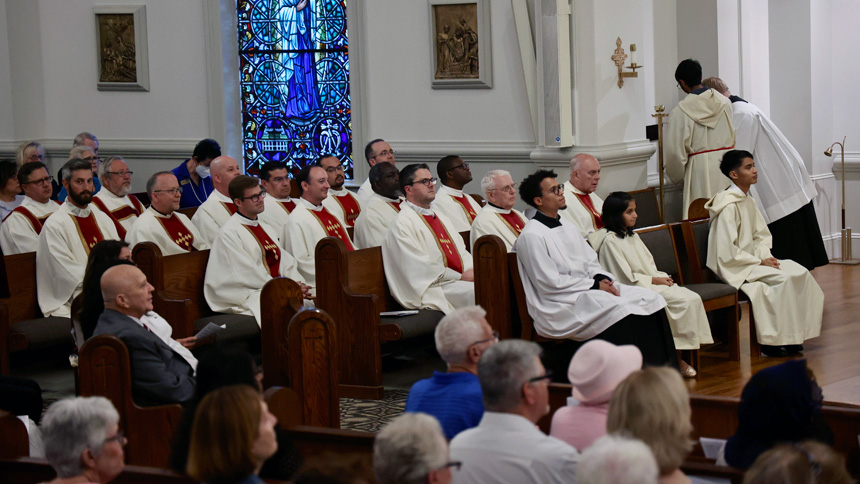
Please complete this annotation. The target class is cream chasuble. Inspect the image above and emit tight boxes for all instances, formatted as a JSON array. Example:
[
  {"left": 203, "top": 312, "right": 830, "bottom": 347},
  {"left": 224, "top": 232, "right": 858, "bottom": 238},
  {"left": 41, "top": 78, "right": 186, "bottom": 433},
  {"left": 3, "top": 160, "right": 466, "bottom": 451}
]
[
  {"left": 191, "top": 189, "right": 237, "bottom": 245},
  {"left": 357, "top": 178, "right": 374, "bottom": 205},
  {"left": 258, "top": 196, "right": 296, "bottom": 239},
  {"left": 37, "top": 202, "right": 120, "bottom": 317},
  {"left": 469, "top": 204, "right": 527, "bottom": 252},
  {"left": 513, "top": 217, "right": 666, "bottom": 340},
  {"left": 127, "top": 207, "right": 208, "bottom": 256},
  {"left": 705, "top": 186, "right": 823, "bottom": 345},
  {"left": 591, "top": 229, "right": 713, "bottom": 350},
  {"left": 431, "top": 184, "right": 482, "bottom": 233},
  {"left": 91, "top": 189, "right": 145, "bottom": 239},
  {"left": 282, "top": 198, "right": 354, "bottom": 288},
  {"left": 322, "top": 187, "right": 363, "bottom": 228},
  {"left": 382, "top": 201, "right": 474, "bottom": 314},
  {"left": 354, "top": 193, "right": 402, "bottom": 249},
  {"left": 0, "top": 196, "right": 60, "bottom": 255},
  {"left": 559, "top": 182, "right": 604, "bottom": 237}
]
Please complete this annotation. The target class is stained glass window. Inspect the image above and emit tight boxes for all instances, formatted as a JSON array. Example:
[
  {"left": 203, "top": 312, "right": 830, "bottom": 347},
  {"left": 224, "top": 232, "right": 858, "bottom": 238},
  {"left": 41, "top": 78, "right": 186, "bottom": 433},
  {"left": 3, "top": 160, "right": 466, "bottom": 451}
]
[{"left": 237, "top": 0, "right": 352, "bottom": 179}]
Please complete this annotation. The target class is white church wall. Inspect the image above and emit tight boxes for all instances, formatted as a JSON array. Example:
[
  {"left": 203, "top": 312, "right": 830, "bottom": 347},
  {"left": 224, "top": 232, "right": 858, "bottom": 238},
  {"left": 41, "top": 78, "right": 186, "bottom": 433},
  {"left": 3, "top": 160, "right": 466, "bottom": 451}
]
[{"left": 0, "top": 1, "right": 15, "bottom": 142}]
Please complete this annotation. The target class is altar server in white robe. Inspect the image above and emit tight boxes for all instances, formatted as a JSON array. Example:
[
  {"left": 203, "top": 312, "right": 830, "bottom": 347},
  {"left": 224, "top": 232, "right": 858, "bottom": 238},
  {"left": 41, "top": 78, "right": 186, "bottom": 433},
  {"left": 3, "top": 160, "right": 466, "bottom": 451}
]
[
  {"left": 205, "top": 176, "right": 310, "bottom": 325},
  {"left": 706, "top": 150, "right": 823, "bottom": 357},
  {"left": 431, "top": 155, "right": 483, "bottom": 233},
  {"left": 282, "top": 164, "right": 355, "bottom": 288},
  {"left": 37, "top": 159, "right": 119, "bottom": 317},
  {"left": 258, "top": 160, "right": 297, "bottom": 237},
  {"left": 354, "top": 162, "right": 404, "bottom": 249},
  {"left": 591, "top": 191, "right": 713, "bottom": 377},
  {"left": 91, "top": 156, "right": 145, "bottom": 240},
  {"left": 470, "top": 169, "right": 527, "bottom": 251},
  {"left": 127, "top": 172, "right": 208, "bottom": 255},
  {"left": 357, "top": 138, "right": 396, "bottom": 205},
  {"left": 666, "top": 59, "right": 736, "bottom": 218},
  {"left": 191, "top": 155, "right": 241, "bottom": 244},
  {"left": 559, "top": 154, "right": 605, "bottom": 237},
  {"left": 0, "top": 162, "right": 60, "bottom": 255},
  {"left": 382, "top": 163, "right": 474, "bottom": 314},
  {"left": 514, "top": 169, "right": 677, "bottom": 371},
  {"left": 320, "top": 155, "right": 362, "bottom": 227}
]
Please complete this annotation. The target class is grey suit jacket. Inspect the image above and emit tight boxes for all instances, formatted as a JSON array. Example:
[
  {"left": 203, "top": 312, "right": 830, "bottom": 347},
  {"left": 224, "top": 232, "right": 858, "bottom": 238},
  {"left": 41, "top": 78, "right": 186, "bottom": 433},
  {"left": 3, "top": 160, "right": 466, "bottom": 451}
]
[{"left": 92, "top": 309, "right": 196, "bottom": 406}]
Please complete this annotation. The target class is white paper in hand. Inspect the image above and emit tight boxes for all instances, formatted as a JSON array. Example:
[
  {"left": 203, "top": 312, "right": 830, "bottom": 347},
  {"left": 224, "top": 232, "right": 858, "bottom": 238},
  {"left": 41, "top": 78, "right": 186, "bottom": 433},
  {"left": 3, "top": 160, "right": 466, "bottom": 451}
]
[{"left": 195, "top": 322, "right": 226, "bottom": 340}]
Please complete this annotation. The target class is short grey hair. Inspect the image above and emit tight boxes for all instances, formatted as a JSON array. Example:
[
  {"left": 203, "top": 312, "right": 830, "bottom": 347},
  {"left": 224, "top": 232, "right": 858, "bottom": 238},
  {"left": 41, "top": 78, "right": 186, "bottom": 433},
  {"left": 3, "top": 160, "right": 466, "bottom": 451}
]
[
  {"left": 41, "top": 396, "right": 119, "bottom": 478},
  {"left": 434, "top": 305, "right": 487, "bottom": 365},
  {"left": 481, "top": 169, "right": 511, "bottom": 198},
  {"left": 62, "top": 159, "right": 93, "bottom": 182},
  {"left": 478, "top": 340, "right": 542, "bottom": 412},
  {"left": 577, "top": 434, "right": 659, "bottom": 484},
  {"left": 73, "top": 132, "right": 98, "bottom": 148},
  {"left": 570, "top": 153, "right": 591, "bottom": 172},
  {"left": 99, "top": 155, "right": 126, "bottom": 179},
  {"left": 146, "top": 171, "right": 175, "bottom": 198},
  {"left": 373, "top": 413, "right": 448, "bottom": 484},
  {"left": 69, "top": 146, "right": 94, "bottom": 161}
]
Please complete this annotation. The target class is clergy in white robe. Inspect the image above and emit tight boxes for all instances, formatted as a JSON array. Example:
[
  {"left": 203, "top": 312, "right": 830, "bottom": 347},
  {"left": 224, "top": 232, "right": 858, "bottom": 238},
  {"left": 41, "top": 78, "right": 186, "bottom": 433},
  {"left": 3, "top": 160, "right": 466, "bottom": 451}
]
[
  {"left": 357, "top": 138, "right": 396, "bottom": 205},
  {"left": 353, "top": 161, "right": 404, "bottom": 249},
  {"left": 127, "top": 172, "right": 207, "bottom": 255},
  {"left": 258, "top": 160, "right": 297, "bottom": 238},
  {"left": 469, "top": 169, "right": 526, "bottom": 251},
  {"left": 258, "top": 194, "right": 296, "bottom": 238},
  {"left": 0, "top": 170, "right": 60, "bottom": 254},
  {"left": 320, "top": 155, "right": 363, "bottom": 227},
  {"left": 431, "top": 156, "right": 483, "bottom": 233},
  {"left": 356, "top": 178, "right": 373, "bottom": 205},
  {"left": 91, "top": 157, "right": 145, "bottom": 240},
  {"left": 558, "top": 154, "right": 605, "bottom": 237},
  {"left": 190, "top": 155, "right": 241, "bottom": 244}
]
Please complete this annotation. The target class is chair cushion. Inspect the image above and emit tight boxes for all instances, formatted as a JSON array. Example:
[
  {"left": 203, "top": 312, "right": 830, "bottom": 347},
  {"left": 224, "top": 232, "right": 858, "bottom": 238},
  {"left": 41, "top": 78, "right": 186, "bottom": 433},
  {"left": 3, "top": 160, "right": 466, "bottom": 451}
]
[
  {"left": 381, "top": 309, "right": 444, "bottom": 340},
  {"left": 10, "top": 317, "right": 73, "bottom": 350},
  {"left": 194, "top": 314, "right": 260, "bottom": 344},
  {"left": 684, "top": 283, "right": 737, "bottom": 300}
]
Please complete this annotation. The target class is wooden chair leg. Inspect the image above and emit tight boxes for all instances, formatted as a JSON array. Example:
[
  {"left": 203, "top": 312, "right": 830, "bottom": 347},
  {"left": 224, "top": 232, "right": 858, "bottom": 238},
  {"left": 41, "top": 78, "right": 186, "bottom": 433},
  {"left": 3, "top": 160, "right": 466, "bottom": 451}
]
[
  {"left": 727, "top": 303, "right": 740, "bottom": 362},
  {"left": 747, "top": 304, "right": 761, "bottom": 357}
]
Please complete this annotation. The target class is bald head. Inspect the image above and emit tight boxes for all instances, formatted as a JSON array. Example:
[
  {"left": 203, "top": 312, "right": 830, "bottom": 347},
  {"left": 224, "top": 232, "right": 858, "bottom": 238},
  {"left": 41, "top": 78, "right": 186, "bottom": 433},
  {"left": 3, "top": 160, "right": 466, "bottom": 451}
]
[
  {"left": 101, "top": 265, "right": 153, "bottom": 318},
  {"left": 570, "top": 154, "right": 601, "bottom": 194},
  {"left": 702, "top": 77, "right": 731, "bottom": 98},
  {"left": 210, "top": 156, "right": 240, "bottom": 195}
]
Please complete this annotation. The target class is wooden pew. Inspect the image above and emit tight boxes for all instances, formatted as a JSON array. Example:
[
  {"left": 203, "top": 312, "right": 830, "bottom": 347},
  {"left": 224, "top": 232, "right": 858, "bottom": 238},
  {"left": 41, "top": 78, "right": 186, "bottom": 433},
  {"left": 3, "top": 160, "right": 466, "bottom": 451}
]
[
  {"left": 630, "top": 187, "right": 662, "bottom": 227},
  {"left": 0, "top": 457, "right": 200, "bottom": 484},
  {"left": 0, "top": 410, "right": 29, "bottom": 458},
  {"left": 259, "top": 277, "right": 305, "bottom": 390},
  {"left": 176, "top": 206, "right": 197, "bottom": 219}
]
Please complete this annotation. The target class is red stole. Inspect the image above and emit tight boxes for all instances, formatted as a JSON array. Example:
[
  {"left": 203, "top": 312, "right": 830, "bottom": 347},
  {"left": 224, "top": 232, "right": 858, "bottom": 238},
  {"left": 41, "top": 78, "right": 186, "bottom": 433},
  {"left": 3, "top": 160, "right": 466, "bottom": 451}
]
[
  {"left": 450, "top": 194, "right": 478, "bottom": 223},
  {"left": 574, "top": 193, "right": 604, "bottom": 230},
  {"left": 309, "top": 207, "right": 355, "bottom": 251},
  {"left": 70, "top": 211, "right": 106, "bottom": 255},
  {"left": 278, "top": 199, "right": 297, "bottom": 214},
  {"left": 243, "top": 222, "right": 281, "bottom": 277},
  {"left": 387, "top": 201, "right": 402, "bottom": 213},
  {"left": 497, "top": 211, "right": 526, "bottom": 236},
  {"left": 220, "top": 201, "right": 238, "bottom": 215},
  {"left": 156, "top": 213, "right": 198, "bottom": 252},
  {"left": 91, "top": 195, "right": 144, "bottom": 239},
  {"left": 5, "top": 206, "right": 52, "bottom": 235},
  {"left": 420, "top": 214, "right": 463, "bottom": 274},
  {"left": 332, "top": 192, "right": 361, "bottom": 227}
]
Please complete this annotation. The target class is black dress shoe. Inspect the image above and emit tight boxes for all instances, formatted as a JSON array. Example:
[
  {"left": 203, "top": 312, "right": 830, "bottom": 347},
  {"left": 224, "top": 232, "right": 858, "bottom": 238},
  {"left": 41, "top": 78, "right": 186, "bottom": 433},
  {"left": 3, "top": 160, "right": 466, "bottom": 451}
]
[
  {"left": 761, "top": 345, "right": 789, "bottom": 357},
  {"left": 785, "top": 344, "right": 804, "bottom": 354}
]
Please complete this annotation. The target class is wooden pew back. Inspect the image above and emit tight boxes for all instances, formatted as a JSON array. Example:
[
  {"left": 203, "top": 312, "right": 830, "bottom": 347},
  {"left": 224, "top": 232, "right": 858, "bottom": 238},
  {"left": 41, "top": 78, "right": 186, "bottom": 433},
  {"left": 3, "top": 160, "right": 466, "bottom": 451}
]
[
  {"left": 630, "top": 187, "right": 662, "bottom": 227},
  {"left": 0, "top": 457, "right": 200, "bottom": 484},
  {"left": 259, "top": 277, "right": 306, "bottom": 390},
  {"left": 0, "top": 252, "right": 40, "bottom": 324},
  {"left": 287, "top": 308, "right": 340, "bottom": 428},
  {"left": 0, "top": 410, "right": 29, "bottom": 458}
]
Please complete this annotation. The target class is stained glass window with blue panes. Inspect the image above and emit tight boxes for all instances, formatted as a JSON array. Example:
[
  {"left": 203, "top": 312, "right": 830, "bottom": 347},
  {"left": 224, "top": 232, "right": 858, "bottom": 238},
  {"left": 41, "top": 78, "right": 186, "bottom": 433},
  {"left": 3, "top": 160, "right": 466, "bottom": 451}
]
[{"left": 237, "top": 0, "right": 351, "bottom": 178}]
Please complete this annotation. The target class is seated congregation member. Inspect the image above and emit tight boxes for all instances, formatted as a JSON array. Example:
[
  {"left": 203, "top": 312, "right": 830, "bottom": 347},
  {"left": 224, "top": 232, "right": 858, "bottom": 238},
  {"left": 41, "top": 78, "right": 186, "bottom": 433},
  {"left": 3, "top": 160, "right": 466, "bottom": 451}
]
[
  {"left": 449, "top": 340, "right": 579, "bottom": 484},
  {"left": 173, "top": 138, "right": 220, "bottom": 209},
  {"left": 405, "top": 305, "right": 496, "bottom": 440},
  {"left": 591, "top": 191, "right": 713, "bottom": 376},
  {"left": 706, "top": 150, "right": 823, "bottom": 357},
  {"left": 127, "top": 172, "right": 208, "bottom": 254},
  {"left": 577, "top": 434, "right": 659, "bottom": 484},
  {"left": 353, "top": 162, "right": 403, "bottom": 249},
  {"left": 0, "top": 159, "right": 24, "bottom": 218},
  {"left": 374, "top": 413, "right": 454, "bottom": 484},
  {"left": 283, "top": 163, "right": 354, "bottom": 288},
  {"left": 41, "top": 396, "right": 125, "bottom": 484},
  {"left": 431, "top": 155, "right": 483, "bottom": 233},
  {"left": 186, "top": 385, "right": 279, "bottom": 484},
  {"left": 549, "top": 340, "right": 641, "bottom": 451},
  {"left": 258, "top": 160, "right": 297, "bottom": 236},
  {"left": 92, "top": 264, "right": 196, "bottom": 405},
  {"left": 16, "top": 140, "right": 44, "bottom": 167},
  {"left": 320, "top": 154, "right": 362, "bottom": 227},
  {"left": 514, "top": 170, "right": 677, "bottom": 370},
  {"left": 356, "top": 138, "right": 396, "bottom": 204},
  {"left": 91, "top": 156, "right": 144, "bottom": 239},
  {"left": 383, "top": 163, "right": 474, "bottom": 314},
  {"left": 58, "top": 134, "right": 103, "bottom": 201},
  {"left": 0, "top": 161, "right": 60, "bottom": 254},
  {"left": 37, "top": 159, "right": 119, "bottom": 317},
  {"left": 469, "top": 169, "right": 526, "bottom": 251},
  {"left": 560, "top": 153, "right": 605, "bottom": 237},
  {"left": 192, "top": 155, "right": 241, "bottom": 245},
  {"left": 742, "top": 441, "right": 853, "bottom": 484}
]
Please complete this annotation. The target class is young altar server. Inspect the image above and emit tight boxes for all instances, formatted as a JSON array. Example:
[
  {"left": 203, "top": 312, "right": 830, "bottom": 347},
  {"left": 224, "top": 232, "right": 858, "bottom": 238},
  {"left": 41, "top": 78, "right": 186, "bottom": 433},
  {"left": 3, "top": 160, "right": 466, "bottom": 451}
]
[
  {"left": 590, "top": 192, "right": 713, "bottom": 377},
  {"left": 705, "top": 150, "right": 823, "bottom": 357}
]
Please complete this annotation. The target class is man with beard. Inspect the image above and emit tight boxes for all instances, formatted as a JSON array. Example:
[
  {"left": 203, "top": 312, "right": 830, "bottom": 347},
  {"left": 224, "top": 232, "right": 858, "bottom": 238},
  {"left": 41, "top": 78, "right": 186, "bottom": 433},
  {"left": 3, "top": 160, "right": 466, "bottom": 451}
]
[
  {"left": 354, "top": 162, "right": 404, "bottom": 249},
  {"left": 191, "top": 155, "right": 241, "bottom": 244},
  {"left": 431, "top": 155, "right": 483, "bottom": 233},
  {"left": 0, "top": 162, "right": 61, "bottom": 255},
  {"left": 37, "top": 158, "right": 119, "bottom": 317},
  {"left": 91, "top": 156, "right": 145, "bottom": 239},
  {"left": 320, "top": 155, "right": 362, "bottom": 227},
  {"left": 258, "top": 161, "right": 297, "bottom": 236}
]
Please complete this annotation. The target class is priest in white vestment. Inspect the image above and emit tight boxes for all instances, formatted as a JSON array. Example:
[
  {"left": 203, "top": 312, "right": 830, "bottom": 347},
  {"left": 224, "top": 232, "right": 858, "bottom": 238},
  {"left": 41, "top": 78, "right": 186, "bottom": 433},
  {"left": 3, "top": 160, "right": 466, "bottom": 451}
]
[
  {"left": 470, "top": 169, "right": 527, "bottom": 252},
  {"left": 282, "top": 164, "right": 355, "bottom": 288},
  {"left": 431, "top": 155, "right": 483, "bottom": 233},
  {"left": 666, "top": 60, "right": 736, "bottom": 219},
  {"left": 354, "top": 162, "right": 404, "bottom": 249},
  {"left": 127, "top": 172, "right": 208, "bottom": 255},
  {"left": 37, "top": 159, "right": 119, "bottom": 317},
  {"left": 205, "top": 176, "right": 309, "bottom": 325},
  {"left": 357, "top": 138, "right": 396, "bottom": 205},
  {"left": 91, "top": 156, "right": 145, "bottom": 240},
  {"left": 559, "top": 154, "right": 605, "bottom": 237},
  {"left": 258, "top": 160, "right": 297, "bottom": 237},
  {"left": 705, "top": 150, "right": 823, "bottom": 357},
  {"left": 320, "top": 155, "right": 363, "bottom": 227},
  {"left": 0, "top": 162, "right": 60, "bottom": 255},
  {"left": 382, "top": 163, "right": 474, "bottom": 314},
  {"left": 191, "top": 155, "right": 241, "bottom": 244}
]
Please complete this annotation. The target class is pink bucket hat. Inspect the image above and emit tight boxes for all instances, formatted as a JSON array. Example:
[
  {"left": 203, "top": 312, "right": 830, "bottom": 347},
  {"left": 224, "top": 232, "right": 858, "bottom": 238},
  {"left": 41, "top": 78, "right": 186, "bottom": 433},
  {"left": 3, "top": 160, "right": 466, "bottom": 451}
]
[{"left": 568, "top": 340, "right": 642, "bottom": 404}]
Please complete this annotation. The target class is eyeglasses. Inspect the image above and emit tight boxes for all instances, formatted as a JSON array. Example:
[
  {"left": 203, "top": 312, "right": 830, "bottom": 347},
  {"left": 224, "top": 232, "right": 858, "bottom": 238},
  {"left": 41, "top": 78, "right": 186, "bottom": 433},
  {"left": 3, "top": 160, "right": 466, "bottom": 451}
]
[
  {"left": 470, "top": 330, "right": 500, "bottom": 347},
  {"left": 21, "top": 175, "right": 54, "bottom": 186},
  {"left": 373, "top": 149, "right": 396, "bottom": 158},
  {"left": 237, "top": 189, "right": 267, "bottom": 202},
  {"left": 26, "top": 154, "right": 43, "bottom": 161},
  {"left": 105, "top": 170, "right": 133, "bottom": 177},
  {"left": 410, "top": 177, "right": 437, "bottom": 188},
  {"left": 489, "top": 183, "right": 518, "bottom": 194},
  {"left": 452, "top": 162, "right": 470, "bottom": 170},
  {"left": 527, "top": 370, "right": 553, "bottom": 383},
  {"left": 440, "top": 461, "right": 462, "bottom": 472},
  {"left": 325, "top": 164, "right": 346, "bottom": 173},
  {"left": 269, "top": 176, "right": 289, "bottom": 184},
  {"left": 153, "top": 187, "right": 183, "bottom": 195},
  {"left": 547, "top": 185, "right": 564, "bottom": 196},
  {"left": 103, "top": 430, "right": 127, "bottom": 446}
]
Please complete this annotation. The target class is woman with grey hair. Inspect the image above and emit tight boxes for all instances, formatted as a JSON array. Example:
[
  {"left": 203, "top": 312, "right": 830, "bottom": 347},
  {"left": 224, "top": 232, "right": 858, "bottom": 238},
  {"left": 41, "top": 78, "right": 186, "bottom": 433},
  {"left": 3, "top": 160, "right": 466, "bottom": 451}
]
[
  {"left": 40, "top": 396, "right": 126, "bottom": 484},
  {"left": 373, "top": 412, "right": 455, "bottom": 484}
]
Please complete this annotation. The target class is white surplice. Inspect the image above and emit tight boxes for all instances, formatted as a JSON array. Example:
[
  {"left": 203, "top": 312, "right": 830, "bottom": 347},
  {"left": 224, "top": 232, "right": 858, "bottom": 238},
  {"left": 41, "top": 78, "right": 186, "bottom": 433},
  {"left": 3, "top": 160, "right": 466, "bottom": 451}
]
[
  {"left": 204, "top": 213, "right": 303, "bottom": 325},
  {"left": 322, "top": 187, "right": 363, "bottom": 227},
  {"left": 127, "top": 207, "right": 208, "bottom": 256},
  {"left": 382, "top": 201, "right": 474, "bottom": 314},
  {"left": 666, "top": 89, "right": 736, "bottom": 218},
  {"left": 558, "top": 182, "right": 604, "bottom": 237},
  {"left": 705, "top": 185, "right": 823, "bottom": 345},
  {"left": 591, "top": 229, "right": 713, "bottom": 349},
  {"left": 469, "top": 204, "right": 527, "bottom": 252},
  {"left": 353, "top": 192, "right": 402, "bottom": 249},
  {"left": 92, "top": 189, "right": 143, "bottom": 235},
  {"left": 0, "top": 197, "right": 60, "bottom": 255},
  {"left": 191, "top": 189, "right": 235, "bottom": 245},
  {"left": 431, "top": 184, "right": 483, "bottom": 233},
  {"left": 356, "top": 178, "right": 373, "bottom": 205},
  {"left": 282, "top": 198, "right": 354, "bottom": 288},
  {"left": 258, "top": 196, "right": 295, "bottom": 239},
  {"left": 513, "top": 216, "right": 666, "bottom": 340},
  {"left": 36, "top": 203, "right": 120, "bottom": 317}
]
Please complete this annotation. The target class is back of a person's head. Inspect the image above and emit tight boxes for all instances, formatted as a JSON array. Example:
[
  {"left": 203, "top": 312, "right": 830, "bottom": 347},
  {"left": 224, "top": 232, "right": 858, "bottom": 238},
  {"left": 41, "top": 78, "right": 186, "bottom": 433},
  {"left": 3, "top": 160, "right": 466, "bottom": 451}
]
[
  {"left": 743, "top": 441, "right": 854, "bottom": 484},
  {"left": 434, "top": 305, "right": 486, "bottom": 365},
  {"left": 478, "top": 339, "right": 542, "bottom": 412},
  {"left": 41, "top": 396, "right": 119, "bottom": 479},
  {"left": 373, "top": 413, "right": 447, "bottom": 484},
  {"left": 577, "top": 434, "right": 659, "bottom": 484}
]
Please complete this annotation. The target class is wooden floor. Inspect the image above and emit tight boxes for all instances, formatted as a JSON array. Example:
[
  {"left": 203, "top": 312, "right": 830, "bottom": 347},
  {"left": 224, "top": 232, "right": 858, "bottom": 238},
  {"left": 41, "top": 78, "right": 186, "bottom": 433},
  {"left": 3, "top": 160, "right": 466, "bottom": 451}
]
[{"left": 687, "top": 263, "right": 860, "bottom": 406}]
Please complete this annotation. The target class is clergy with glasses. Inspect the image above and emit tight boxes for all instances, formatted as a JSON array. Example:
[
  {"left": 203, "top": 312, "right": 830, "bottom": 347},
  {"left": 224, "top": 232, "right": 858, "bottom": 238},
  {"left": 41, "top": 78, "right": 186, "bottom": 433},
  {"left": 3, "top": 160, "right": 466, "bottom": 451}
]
[
  {"left": 469, "top": 169, "right": 526, "bottom": 252},
  {"left": 127, "top": 172, "right": 208, "bottom": 255},
  {"left": 431, "top": 155, "right": 483, "bottom": 233},
  {"left": 91, "top": 156, "right": 145, "bottom": 240},
  {"left": 357, "top": 138, "right": 396, "bottom": 204},
  {"left": 320, "top": 155, "right": 362, "bottom": 227},
  {"left": 354, "top": 162, "right": 404, "bottom": 249},
  {"left": 382, "top": 163, "right": 474, "bottom": 314},
  {"left": 0, "top": 162, "right": 60, "bottom": 255},
  {"left": 191, "top": 155, "right": 241, "bottom": 245},
  {"left": 258, "top": 160, "right": 297, "bottom": 236},
  {"left": 559, "top": 154, "right": 605, "bottom": 238}
]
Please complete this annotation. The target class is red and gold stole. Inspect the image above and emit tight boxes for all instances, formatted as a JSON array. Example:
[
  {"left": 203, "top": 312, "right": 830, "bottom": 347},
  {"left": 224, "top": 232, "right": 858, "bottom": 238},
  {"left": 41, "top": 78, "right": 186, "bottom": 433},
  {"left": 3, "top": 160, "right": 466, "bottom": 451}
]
[
  {"left": 450, "top": 194, "right": 478, "bottom": 223},
  {"left": 496, "top": 211, "right": 526, "bottom": 237},
  {"left": 5, "top": 206, "right": 51, "bottom": 235},
  {"left": 220, "top": 201, "right": 238, "bottom": 215},
  {"left": 278, "top": 199, "right": 297, "bottom": 214},
  {"left": 420, "top": 214, "right": 463, "bottom": 274},
  {"left": 310, "top": 207, "right": 355, "bottom": 251},
  {"left": 332, "top": 192, "right": 361, "bottom": 226},
  {"left": 156, "top": 213, "right": 198, "bottom": 252},
  {"left": 574, "top": 193, "right": 604, "bottom": 230},
  {"left": 91, "top": 196, "right": 144, "bottom": 239},
  {"left": 387, "top": 200, "right": 402, "bottom": 213},
  {"left": 70, "top": 212, "right": 106, "bottom": 255},
  {"left": 243, "top": 223, "right": 281, "bottom": 277}
]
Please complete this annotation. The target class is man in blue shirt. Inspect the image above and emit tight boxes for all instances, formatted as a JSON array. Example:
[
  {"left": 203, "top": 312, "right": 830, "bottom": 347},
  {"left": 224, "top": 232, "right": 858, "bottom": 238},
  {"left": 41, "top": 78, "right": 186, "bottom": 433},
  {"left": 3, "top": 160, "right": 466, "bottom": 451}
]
[
  {"left": 172, "top": 138, "right": 221, "bottom": 208},
  {"left": 405, "top": 305, "right": 496, "bottom": 439}
]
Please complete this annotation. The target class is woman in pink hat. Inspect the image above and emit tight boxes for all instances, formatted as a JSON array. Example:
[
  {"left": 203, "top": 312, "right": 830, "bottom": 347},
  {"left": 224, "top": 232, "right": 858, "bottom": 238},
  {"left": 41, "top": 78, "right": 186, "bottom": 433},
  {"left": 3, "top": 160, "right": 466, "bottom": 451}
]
[{"left": 549, "top": 339, "right": 642, "bottom": 451}]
